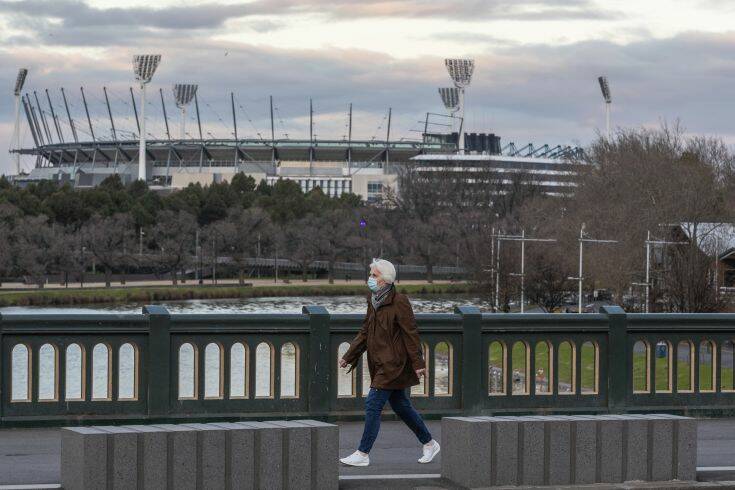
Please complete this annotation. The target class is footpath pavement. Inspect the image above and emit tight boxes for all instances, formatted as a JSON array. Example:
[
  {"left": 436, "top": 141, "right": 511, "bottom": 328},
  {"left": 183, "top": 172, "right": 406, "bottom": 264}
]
[{"left": 2, "top": 419, "right": 735, "bottom": 488}]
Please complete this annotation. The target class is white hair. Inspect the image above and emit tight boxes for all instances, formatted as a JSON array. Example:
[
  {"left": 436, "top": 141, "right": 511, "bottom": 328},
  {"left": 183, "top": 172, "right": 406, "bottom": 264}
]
[{"left": 370, "top": 258, "right": 396, "bottom": 284}]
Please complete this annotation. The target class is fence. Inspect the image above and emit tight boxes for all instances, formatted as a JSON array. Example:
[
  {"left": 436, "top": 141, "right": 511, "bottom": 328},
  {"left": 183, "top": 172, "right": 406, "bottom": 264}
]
[{"left": 1, "top": 305, "right": 734, "bottom": 426}]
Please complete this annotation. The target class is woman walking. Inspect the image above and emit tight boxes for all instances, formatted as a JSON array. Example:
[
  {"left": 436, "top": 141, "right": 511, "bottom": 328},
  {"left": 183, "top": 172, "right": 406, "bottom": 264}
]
[{"left": 338, "top": 259, "right": 440, "bottom": 467}]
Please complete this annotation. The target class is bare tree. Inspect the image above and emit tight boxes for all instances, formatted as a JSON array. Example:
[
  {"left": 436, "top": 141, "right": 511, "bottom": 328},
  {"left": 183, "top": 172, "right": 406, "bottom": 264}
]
[
  {"left": 82, "top": 213, "right": 134, "bottom": 288},
  {"left": 152, "top": 210, "right": 197, "bottom": 285}
]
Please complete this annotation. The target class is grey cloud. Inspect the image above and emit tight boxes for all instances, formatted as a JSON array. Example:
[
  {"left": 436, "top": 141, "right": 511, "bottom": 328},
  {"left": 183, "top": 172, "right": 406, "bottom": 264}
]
[{"left": 2, "top": 31, "right": 735, "bottom": 175}]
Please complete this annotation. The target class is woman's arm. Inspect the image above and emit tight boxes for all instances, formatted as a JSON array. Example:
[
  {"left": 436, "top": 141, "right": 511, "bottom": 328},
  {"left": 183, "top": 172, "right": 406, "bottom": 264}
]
[
  {"left": 341, "top": 303, "right": 371, "bottom": 369},
  {"left": 396, "top": 294, "right": 425, "bottom": 371}
]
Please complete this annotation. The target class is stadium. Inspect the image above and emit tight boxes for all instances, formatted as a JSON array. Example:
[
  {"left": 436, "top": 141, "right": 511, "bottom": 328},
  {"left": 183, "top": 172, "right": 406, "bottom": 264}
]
[{"left": 9, "top": 58, "right": 585, "bottom": 201}]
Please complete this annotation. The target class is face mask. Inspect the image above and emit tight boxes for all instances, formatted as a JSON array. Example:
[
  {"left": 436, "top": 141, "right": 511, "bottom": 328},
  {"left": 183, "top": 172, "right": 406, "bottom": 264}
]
[{"left": 367, "top": 276, "right": 379, "bottom": 292}]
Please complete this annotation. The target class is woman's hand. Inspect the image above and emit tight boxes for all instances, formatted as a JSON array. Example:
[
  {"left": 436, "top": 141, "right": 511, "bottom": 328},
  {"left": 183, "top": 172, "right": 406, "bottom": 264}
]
[
  {"left": 339, "top": 358, "right": 348, "bottom": 368},
  {"left": 415, "top": 368, "right": 426, "bottom": 378}
]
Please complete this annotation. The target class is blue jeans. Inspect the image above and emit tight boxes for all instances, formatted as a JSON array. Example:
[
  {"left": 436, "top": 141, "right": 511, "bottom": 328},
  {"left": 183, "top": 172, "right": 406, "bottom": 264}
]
[{"left": 358, "top": 388, "right": 432, "bottom": 453}]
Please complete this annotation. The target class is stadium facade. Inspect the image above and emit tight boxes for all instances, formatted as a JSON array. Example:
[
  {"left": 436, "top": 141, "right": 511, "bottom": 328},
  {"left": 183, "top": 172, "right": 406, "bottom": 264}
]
[{"left": 10, "top": 67, "right": 585, "bottom": 201}]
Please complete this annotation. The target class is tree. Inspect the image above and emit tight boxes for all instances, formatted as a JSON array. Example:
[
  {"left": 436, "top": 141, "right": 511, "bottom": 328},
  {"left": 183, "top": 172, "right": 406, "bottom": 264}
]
[
  {"left": 14, "top": 215, "right": 55, "bottom": 287},
  {"left": 152, "top": 210, "right": 197, "bottom": 285},
  {"left": 82, "top": 213, "right": 135, "bottom": 287},
  {"left": 215, "top": 207, "right": 272, "bottom": 285},
  {"left": 282, "top": 216, "right": 321, "bottom": 281}
]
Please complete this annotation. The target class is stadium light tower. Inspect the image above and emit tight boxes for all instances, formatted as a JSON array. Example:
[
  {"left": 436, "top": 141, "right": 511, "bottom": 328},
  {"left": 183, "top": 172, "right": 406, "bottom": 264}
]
[
  {"left": 598, "top": 76, "right": 612, "bottom": 141},
  {"left": 12, "top": 68, "right": 28, "bottom": 175},
  {"left": 133, "top": 54, "right": 161, "bottom": 182},
  {"left": 173, "top": 84, "right": 198, "bottom": 140},
  {"left": 445, "top": 59, "right": 474, "bottom": 154},
  {"left": 438, "top": 87, "right": 460, "bottom": 131}
]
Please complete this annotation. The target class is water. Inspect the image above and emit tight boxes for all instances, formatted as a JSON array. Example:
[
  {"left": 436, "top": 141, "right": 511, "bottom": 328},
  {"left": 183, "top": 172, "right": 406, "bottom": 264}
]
[
  {"left": 0, "top": 294, "right": 494, "bottom": 314},
  {"left": 7, "top": 295, "right": 474, "bottom": 401}
]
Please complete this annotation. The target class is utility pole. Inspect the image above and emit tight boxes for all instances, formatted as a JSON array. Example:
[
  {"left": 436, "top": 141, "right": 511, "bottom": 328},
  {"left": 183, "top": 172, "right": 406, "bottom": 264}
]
[
  {"left": 568, "top": 224, "right": 618, "bottom": 313},
  {"left": 492, "top": 230, "right": 556, "bottom": 313},
  {"left": 139, "top": 228, "right": 144, "bottom": 256},
  {"left": 632, "top": 231, "right": 687, "bottom": 313}
]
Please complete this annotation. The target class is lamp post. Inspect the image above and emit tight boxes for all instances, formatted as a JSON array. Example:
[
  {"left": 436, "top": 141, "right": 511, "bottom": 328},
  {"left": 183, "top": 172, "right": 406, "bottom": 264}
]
[
  {"left": 445, "top": 59, "right": 474, "bottom": 154},
  {"left": 438, "top": 87, "right": 460, "bottom": 133},
  {"left": 133, "top": 54, "right": 161, "bottom": 182},
  {"left": 632, "top": 231, "right": 688, "bottom": 313},
  {"left": 598, "top": 76, "right": 612, "bottom": 141},
  {"left": 568, "top": 224, "right": 618, "bottom": 313},
  {"left": 173, "top": 84, "right": 197, "bottom": 140},
  {"left": 12, "top": 68, "right": 28, "bottom": 175}
]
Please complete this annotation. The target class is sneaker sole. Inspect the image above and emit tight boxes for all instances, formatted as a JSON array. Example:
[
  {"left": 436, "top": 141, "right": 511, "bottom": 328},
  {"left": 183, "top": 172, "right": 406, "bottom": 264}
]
[
  {"left": 340, "top": 460, "right": 370, "bottom": 467},
  {"left": 418, "top": 446, "right": 440, "bottom": 464}
]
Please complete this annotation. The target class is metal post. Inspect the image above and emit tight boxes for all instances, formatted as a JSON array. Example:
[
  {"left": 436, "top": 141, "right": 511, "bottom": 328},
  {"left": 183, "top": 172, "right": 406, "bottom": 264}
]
[
  {"left": 275, "top": 242, "right": 279, "bottom": 283},
  {"left": 34, "top": 91, "right": 53, "bottom": 143},
  {"left": 138, "top": 83, "right": 146, "bottom": 181},
  {"left": 385, "top": 107, "right": 392, "bottom": 167},
  {"left": 645, "top": 230, "right": 651, "bottom": 313},
  {"left": 601, "top": 305, "right": 627, "bottom": 413},
  {"left": 231, "top": 92, "right": 238, "bottom": 165},
  {"left": 304, "top": 305, "right": 331, "bottom": 417},
  {"left": 144, "top": 305, "right": 171, "bottom": 417},
  {"left": 45, "top": 89, "right": 63, "bottom": 143},
  {"left": 80, "top": 87, "right": 96, "bottom": 142},
  {"left": 13, "top": 94, "right": 21, "bottom": 173},
  {"left": 269, "top": 95, "right": 275, "bottom": 164},
  {"left": 103, "top": 87, "right": 117, "bottom": 142},
  {"left": 458, "top": 88, "right": 465, "bottom": 154},
  {"left": 309, "top": 98, "right": 314, "bottom": 172},
  {"left": 578, "top": 224, "right": 584, "bottom": 314},
  {"left": 347, "top": 103, "right": 352, "bottom": 172},
  {"left": 456, "top": 306, "right": 482, "bottom": 414},
  {"left": 28, "top": 96, "right": 46, "bottom": 146},
  {"left": 495, "top": 238, "right": 501, "bottom": 310},
  {"left": 130, "top": 87, "right": 141, "bottom": 136},
  {"left": 22, "top": 96, "right": 40, "bottom": 148},
  {"left": 195, "top": 229, "right": 199, "bottom": 283},
  {"left": 139, "top": 228, "right": 144, "bottom": 256},
  {"left": 605, "top": 102, "right": 611, "bottom": 141},
  {"left": 159, "top": 88, "right": 171, "bottom": 141},
  {"left": 520, "top": 229, "right": 525, "bottom": 313},
  {"left": 61, "top": 88, "right": 78, "bottom": 143}
]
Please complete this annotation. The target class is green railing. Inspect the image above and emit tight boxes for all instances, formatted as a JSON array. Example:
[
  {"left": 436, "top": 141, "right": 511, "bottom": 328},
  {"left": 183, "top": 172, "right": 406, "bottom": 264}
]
[{"left": 1, "top": 305, "right": 734, "bottom": 426}]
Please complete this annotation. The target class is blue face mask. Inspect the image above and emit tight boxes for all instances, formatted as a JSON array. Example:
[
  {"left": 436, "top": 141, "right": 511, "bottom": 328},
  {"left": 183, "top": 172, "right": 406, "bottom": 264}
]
[{"left": 367, "top": 276, "right": 379, "bottom": 292}]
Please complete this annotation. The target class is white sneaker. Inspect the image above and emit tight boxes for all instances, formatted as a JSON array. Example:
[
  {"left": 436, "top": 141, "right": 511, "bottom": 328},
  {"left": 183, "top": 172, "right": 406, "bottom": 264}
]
[
  {"left": 418, "top": 440, "right": 440, "bottom": 463},
  {"left": 340, "top": 450, "right": 370, "bottom": 466}
]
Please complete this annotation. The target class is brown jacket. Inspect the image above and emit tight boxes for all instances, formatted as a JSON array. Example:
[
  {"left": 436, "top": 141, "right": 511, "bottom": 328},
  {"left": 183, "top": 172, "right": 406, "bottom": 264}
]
[{"left": 342, "top": 288, "right": 425, "bottom": 389}]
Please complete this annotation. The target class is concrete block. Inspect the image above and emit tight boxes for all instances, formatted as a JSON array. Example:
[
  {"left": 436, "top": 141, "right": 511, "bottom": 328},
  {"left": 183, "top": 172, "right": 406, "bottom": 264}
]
[
  {"left": 597, "top": 416, "right": 624, "bottom": 483},
  {"left": 61, "top": 427, "right": 108, "bottom": 490},
  {"left": 621, "top": 418, "right": 649, "bottom": 482},
  {"left": 547, "top": 419, "right": 572, "bottom": 485},
  {"left": 490, "top": 417, "right": 519, "bottom": 486},
  {"left": 520, "top": 419, "right": 545, "bottom": 486},
  {"left": 211, "top": 422, "right": 257, "bottom": 490},
  {"left": 651, "top": 418, "right": 675, "bottom": 481},
  {"left": 675, "top": 418, "right": 697, "bottom": 481},
  {"left": 270, "top": 420, "right": 312, "bottom": 490},
  {"left": 183, "top": 424, "right": 227, "bottom": 490},
  {"left": 238, "top": 421, "right": 284, "bottom": 490},
  {"left": 154, "top": 424, "right": 198, "bottom": 490},
  {"left": 122, "top": 425, "right": 168, "bottom": 490},
  {"left": 571, "top": 418, "right": 597, "bottom": 485},
  {"left": 440, "top": 417, "right": 492, "bottom": 488},
  {"left": 97, "top": 426, "right": 138, "bottom": 490},
  {"left": 295, "top": 419, "right": 339, "bottom": 490}
]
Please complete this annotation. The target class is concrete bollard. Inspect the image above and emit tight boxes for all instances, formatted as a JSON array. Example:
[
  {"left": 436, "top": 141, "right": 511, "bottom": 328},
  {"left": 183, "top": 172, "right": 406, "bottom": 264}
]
[
  {"left": 440, "top": 414, "right": 698, "bottom": 488},
  {"left": 61, "top": 419, "right": 339, "bottom": 490},
  {"left": 60, "top": 427, "right": 108, "bottom": 490}
]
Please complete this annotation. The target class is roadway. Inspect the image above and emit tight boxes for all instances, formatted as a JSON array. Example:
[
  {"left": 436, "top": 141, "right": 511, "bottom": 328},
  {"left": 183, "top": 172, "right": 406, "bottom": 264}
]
[{"left": 2, "top": 419, "right": 735, "bottom": 488}]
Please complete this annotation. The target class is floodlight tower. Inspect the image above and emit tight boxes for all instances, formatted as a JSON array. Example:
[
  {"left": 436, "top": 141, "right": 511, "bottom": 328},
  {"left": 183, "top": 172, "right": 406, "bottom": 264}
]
[
  {"left": 445, "top": 59, "right": 474, "bottom": 154},
  {"left": 173, "top": 84, "right": 198, "bottom": 140},
  {"left": 12, "top": 68, "right": 28, "bottom": 175},
  {"left": 438, "top": 87, "right": 460, "bottom": 132},
  {"left": 133, "top": 54, "right": 161, "bottom": 182},
  {"left": 598, "top": 76, "right": 612, "bottom": 141}
]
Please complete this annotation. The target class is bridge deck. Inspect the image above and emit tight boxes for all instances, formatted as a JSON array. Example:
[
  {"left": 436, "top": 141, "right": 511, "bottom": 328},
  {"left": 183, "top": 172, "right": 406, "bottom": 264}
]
[{"left": 2, "top": 420, "right": 735, "bottom": 488}]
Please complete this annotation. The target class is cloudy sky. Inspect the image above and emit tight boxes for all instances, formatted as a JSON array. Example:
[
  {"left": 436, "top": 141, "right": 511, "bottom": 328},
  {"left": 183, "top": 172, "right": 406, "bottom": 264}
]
[{"left": 1, "top": 0, "right": 734, "bottom": 174}]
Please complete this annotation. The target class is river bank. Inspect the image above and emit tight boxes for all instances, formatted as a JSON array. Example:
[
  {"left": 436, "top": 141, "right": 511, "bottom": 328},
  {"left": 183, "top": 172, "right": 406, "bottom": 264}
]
[{"left": 0, "top": 281, "right": 475, "bottom": 307}]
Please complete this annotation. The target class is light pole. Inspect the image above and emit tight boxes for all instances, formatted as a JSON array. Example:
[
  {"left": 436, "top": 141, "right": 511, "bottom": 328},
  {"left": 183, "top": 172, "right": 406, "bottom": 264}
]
[
  {"left": 632, "top": 231, "right": 688, "bottom": 313},
  {"left": 12, "top": 68, "right": 28, "bottom": 175},
  {"left": 173, "top": 84, "right": 197, "bottom": 140},
  {"left": 139, "top": 228, "right": 144, "bottom": 256},
  {"left": 445, "top": 59, "right": 474, "bottom": 154},
  {"left": 492, "top": 230, "right": 557, "bottom": 313},
  {"left": 133, "top": 54, "right": 161, "bottom": 182},
  {"left": 598, "top": 76, "right": 612, "bottom": 141},
  {"left": 438, "top": 87, "right": 460, "bottom": 133},
  {"left": 568, "top": 224, "right": 618, "bottom": 313}
]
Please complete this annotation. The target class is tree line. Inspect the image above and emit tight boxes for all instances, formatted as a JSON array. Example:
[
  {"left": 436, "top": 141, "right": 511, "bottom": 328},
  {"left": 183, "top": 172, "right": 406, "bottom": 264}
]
[{"left": 1, "top": 123, "right": 734, "bottom": 312}]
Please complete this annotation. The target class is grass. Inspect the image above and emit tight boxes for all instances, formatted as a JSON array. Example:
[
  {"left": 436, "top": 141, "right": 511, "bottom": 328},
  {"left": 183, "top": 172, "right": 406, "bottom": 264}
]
[{"left": 0, "top": 282, "right": 476, "bottom": 307}]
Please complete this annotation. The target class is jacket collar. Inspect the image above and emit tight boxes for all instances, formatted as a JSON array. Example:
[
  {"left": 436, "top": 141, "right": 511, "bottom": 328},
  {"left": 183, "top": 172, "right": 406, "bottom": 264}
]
[{"left": 366, "top": 285, "right": 396, "bottom": 310}]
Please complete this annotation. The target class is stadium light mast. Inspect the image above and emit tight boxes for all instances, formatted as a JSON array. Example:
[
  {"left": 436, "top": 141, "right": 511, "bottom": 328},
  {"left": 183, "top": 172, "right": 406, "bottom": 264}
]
[
  {"left": 598, "top": 76, "right": 612, "bottom": 141},
  {"left": 133, "top": 54, "right": 161, "bottom": 182},
  {"left": 438, "top": 87, "right": 460, "bottom": 132},
  {"left": 12, "top": 68, "right": 28, "bottom": 175},
  {"left": 173, "top": 84, "right": 197, "bottom": 140},
  {"left": 445, "top": 59, "right": 474, "bottom": 154}
]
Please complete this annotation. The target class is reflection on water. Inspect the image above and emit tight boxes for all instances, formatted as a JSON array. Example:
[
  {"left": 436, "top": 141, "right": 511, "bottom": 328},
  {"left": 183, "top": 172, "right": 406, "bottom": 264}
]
[{"left": 7, "top": 295, "right": 477, "bottom": 399}]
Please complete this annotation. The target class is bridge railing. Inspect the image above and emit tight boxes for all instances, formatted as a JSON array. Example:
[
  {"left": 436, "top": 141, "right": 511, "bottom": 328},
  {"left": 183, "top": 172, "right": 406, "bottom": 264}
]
[{"left": 1, "top": 305, "right": 734, "bottom": 426}]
